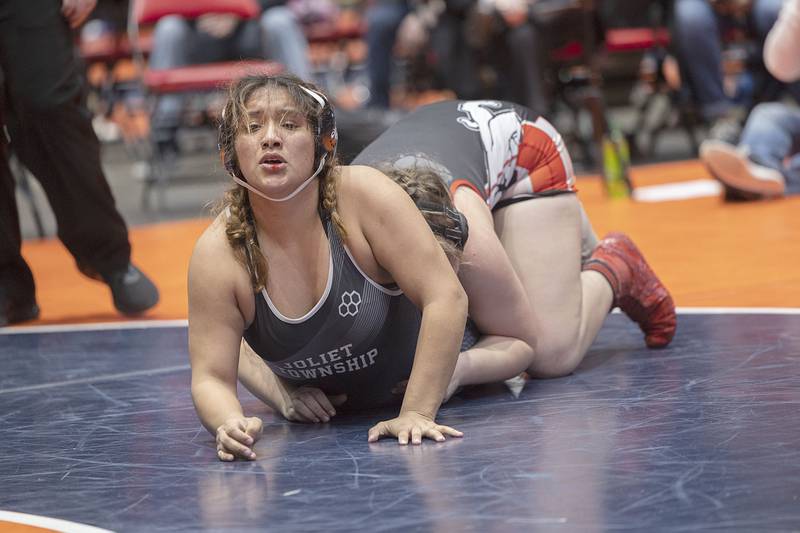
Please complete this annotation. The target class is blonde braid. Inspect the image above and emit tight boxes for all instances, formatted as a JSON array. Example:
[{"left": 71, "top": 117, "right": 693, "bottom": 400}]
[
  {"left": 222, "top": 187, "right": 269, "bottom": 291},
  {"left": 380, "top": 164, "right": 464, "bottom": 267},
  {"left": 319, "top": 161, "right": 347, "bottom": 240}
]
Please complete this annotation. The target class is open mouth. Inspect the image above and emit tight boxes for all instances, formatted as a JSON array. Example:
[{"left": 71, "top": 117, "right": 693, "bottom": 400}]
[{"left": 259, "top": 154, "right": 286, "bottom": 166}]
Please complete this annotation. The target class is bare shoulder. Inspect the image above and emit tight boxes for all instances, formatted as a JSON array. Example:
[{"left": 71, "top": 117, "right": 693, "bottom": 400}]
[
  {"left": 191, "top": 214, "right": 233, "bottom": 269},
  {"left": 331, "top": 166, "right": 413, "bottom": 284},
  {"left": 189, "top": 214, "right": 251, "bottom": 299},
  {"left": 188, "top": 215, "right": 253, "bottom": 348},
  {"left": 337, "top": 165, "right": 411, "bottom": 217}
]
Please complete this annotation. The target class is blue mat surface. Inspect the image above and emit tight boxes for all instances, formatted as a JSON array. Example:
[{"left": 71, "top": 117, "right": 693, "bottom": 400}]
[{"left": 1, "top": 313, "right": 799, "bottom": 532}]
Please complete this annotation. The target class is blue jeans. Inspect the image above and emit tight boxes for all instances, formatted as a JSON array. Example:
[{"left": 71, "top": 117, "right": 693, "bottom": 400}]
[
  {"left": 365, "top": 0, "right": 409, "bottom": 108},
  {"left": 149, "top": 10, "right": 311, "bottom": 141},
  {"left": 672, "top": 0, "right": 784, "bottom": 121},
  {"left": 740, "top": 102, "right": 800, "bottom": 194}
]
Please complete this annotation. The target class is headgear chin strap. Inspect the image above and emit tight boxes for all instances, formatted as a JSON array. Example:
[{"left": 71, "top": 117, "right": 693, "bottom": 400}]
[
  {"left": 222, "top": 83, "right": 338, "bottom": 202},
  {"left": 230, "top": 156, "right": 327, "bottom": 202}
]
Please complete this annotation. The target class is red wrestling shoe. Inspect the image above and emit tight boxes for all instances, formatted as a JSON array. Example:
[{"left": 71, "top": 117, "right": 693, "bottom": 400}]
[{"left": 584, "top": 232, "right": 676, "bottom": 348}]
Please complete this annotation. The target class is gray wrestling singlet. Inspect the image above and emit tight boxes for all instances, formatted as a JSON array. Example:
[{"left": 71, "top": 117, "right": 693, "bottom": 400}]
[{"left": 243, "top": 217, "right": 422, "bottom": 409}]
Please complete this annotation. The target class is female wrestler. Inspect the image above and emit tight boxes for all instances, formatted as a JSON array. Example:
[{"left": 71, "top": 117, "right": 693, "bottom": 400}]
[
  {"left": 189, "top": 74, "right": 536, "bottom": 462},
  {"left": 352, "top": 99, "right": 676, "bottom": 389}
]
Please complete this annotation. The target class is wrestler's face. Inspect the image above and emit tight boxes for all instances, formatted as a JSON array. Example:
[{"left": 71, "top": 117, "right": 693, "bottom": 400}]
[{"left": 234, "top": 87, "right": 315, "bottom": 200}]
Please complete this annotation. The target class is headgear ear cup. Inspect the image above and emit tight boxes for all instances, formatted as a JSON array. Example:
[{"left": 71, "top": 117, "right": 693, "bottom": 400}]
[
  {"left": 298, "top": 85, "right": 337, "bottom": 165},
  {"left": 417, "top": 201, "right": 470, "bottom": 250},
  {"left": 220, "top": 146, "right": 238, "bottom": 177},
  {"left": 218, "top": 105, "right": 240, "bottom": 178}
]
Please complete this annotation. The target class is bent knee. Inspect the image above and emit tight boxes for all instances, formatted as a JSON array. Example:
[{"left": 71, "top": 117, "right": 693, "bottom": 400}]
[{"left": 749, "top": 102, "right": 789, "bottom": 123}]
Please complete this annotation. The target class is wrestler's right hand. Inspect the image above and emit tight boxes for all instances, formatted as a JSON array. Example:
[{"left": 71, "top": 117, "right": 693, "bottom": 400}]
[
  {"left": 216, "top": 416, "right": 263, "bottom": 462},
  {"left": 282, "top": 387, "right": 347, "bottom": 424}
]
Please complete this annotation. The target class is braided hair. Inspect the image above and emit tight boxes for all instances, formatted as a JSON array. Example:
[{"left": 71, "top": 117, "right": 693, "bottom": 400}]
[{"left": 380, "top": 164, "right": 465, "bottom": 268}]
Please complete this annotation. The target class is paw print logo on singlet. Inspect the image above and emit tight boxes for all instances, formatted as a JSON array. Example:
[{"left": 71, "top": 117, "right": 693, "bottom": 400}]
[{"left": 338, "top": 291, "right": 362, "bottom": 317}]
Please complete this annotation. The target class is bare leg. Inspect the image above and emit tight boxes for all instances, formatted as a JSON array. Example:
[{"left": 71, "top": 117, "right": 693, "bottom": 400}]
[
  {"left": 493, "top": 194, "right": 613, "bottom": 377},
  {"left": 446, "top": 188, "right": 538, "bottom": 392}
]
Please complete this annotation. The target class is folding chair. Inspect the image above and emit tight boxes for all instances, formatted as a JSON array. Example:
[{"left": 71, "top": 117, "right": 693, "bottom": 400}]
[
  {"left": 540, "top": 0, "right": 638, "bottom": 194},
  {"left": 129, "top": 0, "right": 284, "bottom": 209}
]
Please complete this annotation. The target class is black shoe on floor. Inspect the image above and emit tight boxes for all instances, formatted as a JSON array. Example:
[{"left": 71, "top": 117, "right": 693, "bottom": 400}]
[
  {"left": 102, "top": 263, "right": 159, "bottom": 316},
  {"left": 0, "top": 298, "right": 40, "bottom": 327}
]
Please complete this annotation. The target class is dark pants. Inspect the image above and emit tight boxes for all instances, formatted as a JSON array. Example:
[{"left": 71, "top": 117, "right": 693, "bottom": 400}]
[
  {"left": 430, "top": 12, "right": 548, "bottom": 117},
  {"left": 365, "top": 0, "right": 409, "bottom": 109},
  {"left": 0, "top": 0, "right": 131, "bottom": 302},
  {"left": 672, "top": 0, "right": 791, "bottom": 121}
]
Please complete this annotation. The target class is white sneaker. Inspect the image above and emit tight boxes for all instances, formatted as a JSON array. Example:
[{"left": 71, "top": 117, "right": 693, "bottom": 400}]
[{"left": 700, "top": 140, "right": 786, "bottom": 198}]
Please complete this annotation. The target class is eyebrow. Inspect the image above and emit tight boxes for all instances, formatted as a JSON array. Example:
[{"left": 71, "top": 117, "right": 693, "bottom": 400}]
[{"left": 246, "top": 107, "right": 305, "bottom": 119}]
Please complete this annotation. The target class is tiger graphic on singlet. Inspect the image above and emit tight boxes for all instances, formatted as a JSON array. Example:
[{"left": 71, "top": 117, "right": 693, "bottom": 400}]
[{"left": 352, "top": 100, "right": 576, "bottom": 209}]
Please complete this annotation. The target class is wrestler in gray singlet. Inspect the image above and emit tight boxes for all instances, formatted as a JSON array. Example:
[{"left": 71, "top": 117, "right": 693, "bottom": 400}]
[{"left": 243, "top": 216, "right": 422, "bottom": 410}]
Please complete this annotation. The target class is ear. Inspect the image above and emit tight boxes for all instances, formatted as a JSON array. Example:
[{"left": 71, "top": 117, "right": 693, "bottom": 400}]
[{"left": 219, "top": 148, "right": 240, "bottom": 178}]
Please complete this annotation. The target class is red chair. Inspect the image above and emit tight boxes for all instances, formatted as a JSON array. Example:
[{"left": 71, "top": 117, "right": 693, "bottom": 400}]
[
  {"left": 128, "top": 0, "right": 284, "bottom": 209},
  {"left": 547, "top": 2, "right": 683, "bottom": 189}
]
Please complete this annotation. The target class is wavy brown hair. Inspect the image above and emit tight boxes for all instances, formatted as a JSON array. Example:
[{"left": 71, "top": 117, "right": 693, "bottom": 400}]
[
  {"left": 380, "top": 165, "right": 465, "bottom": 268},
  {"left": 216, "top": 73, "right": 344, "bottom": 291}
]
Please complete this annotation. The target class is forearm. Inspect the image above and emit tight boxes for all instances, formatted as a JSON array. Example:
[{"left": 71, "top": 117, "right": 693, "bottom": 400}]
[
  {"left": 401, "top": 294, "right": 468, "bottom": 418},
  {"left": 191, "top": 376, "right": 245, "bottom": 435},
  {"left": 238, "top": 342, "right": 294, "bottom": 416},
  {"left": 764, "top": 0, "right": 800, "bottom": 82},
  {"left": 456, "top": 335, "right": 533, "bottom": 387}
]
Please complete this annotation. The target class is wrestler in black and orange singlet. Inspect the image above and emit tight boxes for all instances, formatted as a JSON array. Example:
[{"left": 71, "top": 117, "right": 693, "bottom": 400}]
[{"left": 352, "top": 99, "right": 576, "bottom": 207}]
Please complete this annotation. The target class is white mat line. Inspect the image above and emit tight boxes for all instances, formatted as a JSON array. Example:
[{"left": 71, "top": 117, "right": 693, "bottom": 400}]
[
  {"left": 1, "top": 307, "right": 798, "bottom": 337},
  {"left": 0, "top": 365, "right": 191, "bottom": 395},
  {"left": 676, "top": 307, "right": 800, "bottom": 315},
  {"left": 632, "top": 179, "right": 722, "bottom": 202},
  {"left": 0, "top": 319, "right": 188, "bottom": 335},
  {"left": 0, "top": 510, "right": 114, "bottom": 533}
]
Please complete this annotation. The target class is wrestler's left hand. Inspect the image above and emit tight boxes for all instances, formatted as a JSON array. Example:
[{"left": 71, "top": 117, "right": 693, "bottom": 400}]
[{"left": 367, "top": 411, "right": 463, "bottom": 445}]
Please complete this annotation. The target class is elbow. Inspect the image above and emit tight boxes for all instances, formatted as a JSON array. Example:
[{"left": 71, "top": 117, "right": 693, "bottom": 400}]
[
  {"left": 452, "top": 284, "right": 469, "bottom": 320},
  {"left": 190, "top": 375, "right": 209, "bottom": 408},
  {"left": 430, "top": 282, "right": 468, "bottom": 321}
]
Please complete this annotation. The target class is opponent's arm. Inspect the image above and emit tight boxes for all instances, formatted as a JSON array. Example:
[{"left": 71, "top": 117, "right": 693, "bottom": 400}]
[
  {"left": 449, "top": 187, "right": 537, "bottom": 385},
  {"left": 445, "top": 335, "right": 533, "bottom": 401},
  {"left": 188, "top": 227, "right": 261, "bottom": 461},
  {"left": 348, "top": 167, "right": 468, "bottom": 444}
]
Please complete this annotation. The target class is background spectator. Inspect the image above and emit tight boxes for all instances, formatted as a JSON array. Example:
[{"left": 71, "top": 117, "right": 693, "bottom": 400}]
[
  {"left": 149, "top": 2, "right": 313, "bottom": 156},
  {"left": 700, "top": 0, "right": 800, "bottom": 199},
  {"left": 671, "top": 0, "right": 791, "bottom": 143},
  {"left": 365, "top": 0, "right": 409, "bottom": 108},
  {"left": 0, "top": 0, "right": 158, "bottom": 325}
]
